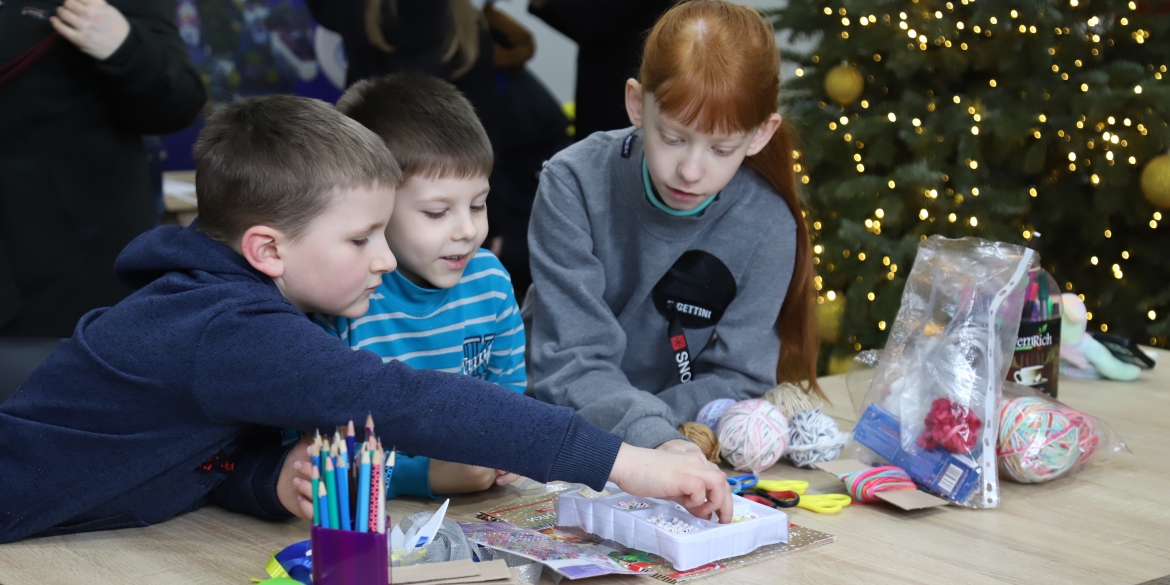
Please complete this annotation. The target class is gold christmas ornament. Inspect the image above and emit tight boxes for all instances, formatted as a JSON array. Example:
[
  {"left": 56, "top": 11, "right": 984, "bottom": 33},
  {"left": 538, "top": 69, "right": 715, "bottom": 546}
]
[
  {"left": 824, "top": 64, "right": 865, "bottom": 105},
  {"left": 1141, "top": 154, "right": 1170, "bottom": 209}
]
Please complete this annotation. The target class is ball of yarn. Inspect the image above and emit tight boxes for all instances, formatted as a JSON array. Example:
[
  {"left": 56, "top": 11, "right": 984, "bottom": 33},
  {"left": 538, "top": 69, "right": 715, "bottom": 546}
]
[
  {"left": 1059, "top": 407, "right": 1099, "bottom": 465},
  {"left": 786, "top": 409, "right": 850, "bottom": 468},
  {"left": 763, "top": 383, "right": 815, "bottom": 419},
  {"left": 717, "top": 399, "right": 789, "bottom": 473},
  {"left": 838, "top": 466, "right": 916, "bottom": 503},
  {"left": 696, "top": 398, "right": 736, "bottom": 432},
  {"left": 997, "top": 397, "right": 1080, "bottom": 483},
  {"left": 918, "top": 398, "right": 982, "bottom": 454},
  {"left": 677, "top": 422, "right": 722, "bottom": 464}
]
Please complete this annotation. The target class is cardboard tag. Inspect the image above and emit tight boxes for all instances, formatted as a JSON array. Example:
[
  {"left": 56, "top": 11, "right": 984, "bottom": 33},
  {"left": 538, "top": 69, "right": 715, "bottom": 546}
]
[
  {"left": 392, "top": 559, "right": 514, "bottom": 584},
  {"left": 815, "top": 459, "right": 950, "bottom": 511}
]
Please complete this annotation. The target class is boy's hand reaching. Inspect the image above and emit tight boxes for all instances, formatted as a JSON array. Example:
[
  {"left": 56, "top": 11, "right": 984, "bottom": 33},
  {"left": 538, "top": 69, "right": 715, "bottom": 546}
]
[
  {"left": 657, "top": 439, "right": 703, "bottom": 456},
  {"left": 609, "top": 443, "right": 732, "bottom": 523},
  {"left": 280, "top": 435, "right": 315, "bottom": 520}
]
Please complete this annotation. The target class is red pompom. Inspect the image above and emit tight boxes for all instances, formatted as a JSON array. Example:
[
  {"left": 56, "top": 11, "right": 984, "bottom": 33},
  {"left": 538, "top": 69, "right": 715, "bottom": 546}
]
[{"left": 918, "top": 398, "right": 982, "bottom": 454}]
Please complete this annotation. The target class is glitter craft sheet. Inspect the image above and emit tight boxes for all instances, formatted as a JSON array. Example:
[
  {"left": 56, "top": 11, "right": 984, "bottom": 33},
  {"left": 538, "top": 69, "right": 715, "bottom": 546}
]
[{"left": 474, "top": 491, "right": 836, "bottom": 583}]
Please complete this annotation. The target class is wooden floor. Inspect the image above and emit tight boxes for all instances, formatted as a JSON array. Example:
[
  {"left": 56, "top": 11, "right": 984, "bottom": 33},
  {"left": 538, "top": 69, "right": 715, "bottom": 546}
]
[{"left": 2, "top": 349, "right": 1167, "bottom": 585}]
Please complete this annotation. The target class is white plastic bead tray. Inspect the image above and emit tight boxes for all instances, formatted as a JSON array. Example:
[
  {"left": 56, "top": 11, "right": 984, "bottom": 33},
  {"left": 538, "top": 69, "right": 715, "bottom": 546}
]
[{"left": 557, "top": 483, "right": 787, "bottom": 571}]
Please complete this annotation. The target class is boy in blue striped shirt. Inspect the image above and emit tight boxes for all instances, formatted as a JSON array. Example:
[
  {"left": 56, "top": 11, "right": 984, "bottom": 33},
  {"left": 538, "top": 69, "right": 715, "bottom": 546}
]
[{"left": 317, "top": 74, "right": 525, "bottom": 499}]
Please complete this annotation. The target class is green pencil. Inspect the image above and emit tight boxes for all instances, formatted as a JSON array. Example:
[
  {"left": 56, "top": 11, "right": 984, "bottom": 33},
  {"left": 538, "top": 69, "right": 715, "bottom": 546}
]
[{"left": 325, "top": 454, "right": 340, "bottom": 530}]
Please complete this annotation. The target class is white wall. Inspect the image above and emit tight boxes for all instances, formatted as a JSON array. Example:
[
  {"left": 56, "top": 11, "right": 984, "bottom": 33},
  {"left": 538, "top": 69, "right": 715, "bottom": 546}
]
[{"left": 493, "top": 0, "right": 801, "bottom": 105}]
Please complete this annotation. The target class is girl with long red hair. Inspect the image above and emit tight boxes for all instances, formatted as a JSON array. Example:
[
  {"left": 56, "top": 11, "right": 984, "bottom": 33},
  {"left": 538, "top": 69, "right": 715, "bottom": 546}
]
[{"left": 525, "top": 0, "right": 819, "bottom": 454}]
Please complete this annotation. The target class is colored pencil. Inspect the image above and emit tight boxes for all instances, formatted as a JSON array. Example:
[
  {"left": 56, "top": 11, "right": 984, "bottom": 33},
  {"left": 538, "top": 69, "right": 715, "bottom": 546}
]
[
  {"left": 357, "top": 448, "right": 371, "bottom": 533},
  {"left": 346, "top": 420, "right": 357, "bottom": 469},
  {"left": 337, "top": 444, "right": 351, "bottom": 531},
  {"left": 385, "top": 449, "right": 395, "bottom": 495},
  {"left": 317, "top": 482, "right": 331, "bottom": 529},
  {"left": 365, "top": 413, "right": 375, "bottom": 442},
  {"left": 376, "top": 443, "right": 385, "bottom": 534},
  {"left": 324, "top": 455, "right": 339, "bottom": 530},
  {"left": 310, "top": 445, "right": 321, "bottom": 527},
  {"left": 371, "top": 444, "right": 382, "bottom": 533}
]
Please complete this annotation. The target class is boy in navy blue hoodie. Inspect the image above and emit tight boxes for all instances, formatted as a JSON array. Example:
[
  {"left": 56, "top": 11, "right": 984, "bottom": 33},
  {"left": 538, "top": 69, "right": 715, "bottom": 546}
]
[{"left": 0, "top": 95, "right": 730, "bottom": 543}]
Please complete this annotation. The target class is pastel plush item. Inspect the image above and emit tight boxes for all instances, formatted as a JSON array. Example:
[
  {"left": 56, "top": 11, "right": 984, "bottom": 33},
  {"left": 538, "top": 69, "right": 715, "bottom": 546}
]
[{"left": 1059, "top": 293, "right": 1141, "bottom": 381}]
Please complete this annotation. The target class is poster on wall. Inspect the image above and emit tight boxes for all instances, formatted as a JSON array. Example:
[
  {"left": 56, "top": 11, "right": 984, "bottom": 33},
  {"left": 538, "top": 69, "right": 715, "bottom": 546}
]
[{"left": 162, "top": 0, "right": 349, "bottom": 170}]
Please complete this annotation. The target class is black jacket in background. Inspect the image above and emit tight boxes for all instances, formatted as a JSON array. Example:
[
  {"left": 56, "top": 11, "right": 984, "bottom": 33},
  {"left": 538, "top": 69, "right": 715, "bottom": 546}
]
[
  {"left": 0, "top": 0, "right": 206, "bottom": 338},
  {"left": 528, "top": 0, "right": 676, "bottom": 141},
  {"left": 306, "top": 0, "right": 498, "bottom": 139}
]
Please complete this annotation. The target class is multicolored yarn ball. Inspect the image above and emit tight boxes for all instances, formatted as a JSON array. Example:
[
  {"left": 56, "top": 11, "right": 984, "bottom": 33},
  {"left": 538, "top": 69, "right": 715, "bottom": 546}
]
[
  {"left": 764, "top": 382, "right": 815, "bottom": 419},
  {"left": 717, "top": 399, "right": 789, "bottom": 473},
  {"left": 1059, "top": 407, "right": 1100, "bottom": 465},
  {"left": 786, "top": 409, "right": 850, "bottom": 468},
  {"left": 918, "top": 397, "right": 982, "bottom": 454},
  {"left": 696, "top": 398, "right": 737, "bottom": 432},
  {"left": 677, "top": 422, "right": 722, "bottom": 463},
  {"left": 997, "top": 397, "right": 1080, "bottom": 483},
  {"left": 838, "top": 466, "right": 917, "bottom": 503}
]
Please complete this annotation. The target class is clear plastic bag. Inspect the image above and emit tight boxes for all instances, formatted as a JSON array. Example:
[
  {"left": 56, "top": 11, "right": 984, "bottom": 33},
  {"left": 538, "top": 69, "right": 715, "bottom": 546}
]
[
  {"left": 997, "top": 382, "right": 1131, "bottom": 483},
  {"left": 850, "top": 236, "right": 1036, "bottom": 508}
]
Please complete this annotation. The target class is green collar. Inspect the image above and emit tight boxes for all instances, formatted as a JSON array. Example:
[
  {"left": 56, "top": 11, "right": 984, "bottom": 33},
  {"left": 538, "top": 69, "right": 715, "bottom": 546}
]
[{"left": 642, "top": 157, "right": 718, "bottom": 217}]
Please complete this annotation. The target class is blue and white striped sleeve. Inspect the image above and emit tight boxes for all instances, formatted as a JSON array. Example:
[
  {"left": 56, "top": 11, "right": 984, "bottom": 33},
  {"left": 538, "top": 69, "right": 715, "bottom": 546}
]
[{"left": 485, "top": 285, "right": 526, "bottom": 393}]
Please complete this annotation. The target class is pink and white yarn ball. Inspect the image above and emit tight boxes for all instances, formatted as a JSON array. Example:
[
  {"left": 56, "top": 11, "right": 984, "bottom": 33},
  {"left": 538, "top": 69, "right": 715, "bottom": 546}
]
[{"left": 717, "top": 399, "right": 789, "bottom": 473}]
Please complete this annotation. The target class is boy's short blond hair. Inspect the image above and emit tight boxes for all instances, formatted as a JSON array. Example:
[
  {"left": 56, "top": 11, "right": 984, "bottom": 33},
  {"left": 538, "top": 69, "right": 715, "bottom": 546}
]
[
  {"left": 193, "top": 95, "right": 402, "bottom": 246},
  {"left": 336, "top": 73, "right": 493, "bottom": 181}
]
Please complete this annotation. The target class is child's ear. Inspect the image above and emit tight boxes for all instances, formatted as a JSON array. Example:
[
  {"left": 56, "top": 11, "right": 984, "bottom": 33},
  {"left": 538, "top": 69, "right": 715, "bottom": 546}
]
[
  {"left": 240, "top": 225, "right": 286, "bottom": 279},
  {"left": 625, "top": 79, "right": 645, "bottom": 129},
  {"left": 746, "top": 113, "right": 783, "bottom": 157}
]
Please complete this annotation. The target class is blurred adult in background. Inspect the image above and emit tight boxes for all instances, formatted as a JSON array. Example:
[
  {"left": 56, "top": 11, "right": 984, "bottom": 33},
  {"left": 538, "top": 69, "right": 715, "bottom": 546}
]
[
  {"left": 0, "top": 0, "right": 206, "bottom": 338},
  {"left": 483, "top": 3, "right": 570, "bottom": 302},
  {"left": 307, "top": 0, "right": 499, "bottom": 140},
  {"left": 528, "top": 0, "right": 677, "bottom": 141}
]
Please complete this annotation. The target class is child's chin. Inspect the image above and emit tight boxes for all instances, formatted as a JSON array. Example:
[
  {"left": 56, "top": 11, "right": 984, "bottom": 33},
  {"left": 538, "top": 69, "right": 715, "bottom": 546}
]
[{"left": 337, "top": 300, "right": 370, "bottom": 319}]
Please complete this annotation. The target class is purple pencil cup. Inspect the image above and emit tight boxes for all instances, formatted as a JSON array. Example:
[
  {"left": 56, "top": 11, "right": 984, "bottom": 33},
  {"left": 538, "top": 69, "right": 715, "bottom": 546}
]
[{"left": 311, "top": 521, "right": 392, "bottom": 585}]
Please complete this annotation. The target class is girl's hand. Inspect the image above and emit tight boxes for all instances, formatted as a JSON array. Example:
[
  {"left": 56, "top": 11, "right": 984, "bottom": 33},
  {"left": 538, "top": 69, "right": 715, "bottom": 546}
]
[
  {"left": 51, "top": 0, "right": 131, "bottom": 61},
  {"left": 609, "top": 443, "right": 732, "bottom": 523}
]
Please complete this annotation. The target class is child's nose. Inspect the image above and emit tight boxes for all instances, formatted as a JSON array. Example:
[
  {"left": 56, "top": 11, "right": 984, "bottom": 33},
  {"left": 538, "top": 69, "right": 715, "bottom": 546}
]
[
  {"left": 678, "top": 156, "right": 704, "bottom": 184},
  {"left": 452, "top": 213, "right": 478, "bottom": 241},
  {"left": 373, "top": 240, "right": 396, "bottom": 273}
]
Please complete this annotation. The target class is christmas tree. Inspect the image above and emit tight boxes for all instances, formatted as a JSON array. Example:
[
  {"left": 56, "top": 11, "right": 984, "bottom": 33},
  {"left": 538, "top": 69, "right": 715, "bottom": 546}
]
[{"left": 767, "top": 0, "right": 1170, "bottom": 371}]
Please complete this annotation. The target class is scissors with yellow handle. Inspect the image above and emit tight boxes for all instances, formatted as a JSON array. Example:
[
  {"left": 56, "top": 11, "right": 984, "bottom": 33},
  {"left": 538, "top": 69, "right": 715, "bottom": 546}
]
[{"left": 754, "top": 479, "right": 851, "bottom": 514}]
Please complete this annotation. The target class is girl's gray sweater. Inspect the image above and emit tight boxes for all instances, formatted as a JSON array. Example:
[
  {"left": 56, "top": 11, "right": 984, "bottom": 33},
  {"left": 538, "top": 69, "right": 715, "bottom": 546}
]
[{"left": 525, "top": 128, "right": 797, "bottom": 448}]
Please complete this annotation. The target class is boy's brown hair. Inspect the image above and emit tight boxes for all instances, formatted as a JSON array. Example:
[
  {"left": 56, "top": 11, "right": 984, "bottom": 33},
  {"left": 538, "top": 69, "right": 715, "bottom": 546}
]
[
  {"left": 193, "top": 95, "right": 402, "bottom": 247},
  {"left": 336, "top": 73, "right": 493, "bottom": 181}
]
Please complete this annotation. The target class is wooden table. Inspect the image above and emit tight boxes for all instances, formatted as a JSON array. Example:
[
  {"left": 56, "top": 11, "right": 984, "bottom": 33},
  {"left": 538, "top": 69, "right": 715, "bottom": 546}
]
[{"left": 2, "top": 351, "right": 1168, "bottom": 585}]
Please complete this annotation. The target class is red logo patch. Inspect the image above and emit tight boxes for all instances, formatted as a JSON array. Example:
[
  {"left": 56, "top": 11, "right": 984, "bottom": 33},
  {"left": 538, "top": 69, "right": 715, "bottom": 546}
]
[{"left": 670, "top": 335, "right": 687, "bottom": 351}]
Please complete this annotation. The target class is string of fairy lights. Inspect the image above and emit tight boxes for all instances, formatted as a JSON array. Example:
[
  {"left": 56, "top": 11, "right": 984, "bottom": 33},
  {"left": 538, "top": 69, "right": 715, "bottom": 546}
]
[{"left": 791, "top": 0, "right": 1167, "bottom": 348}]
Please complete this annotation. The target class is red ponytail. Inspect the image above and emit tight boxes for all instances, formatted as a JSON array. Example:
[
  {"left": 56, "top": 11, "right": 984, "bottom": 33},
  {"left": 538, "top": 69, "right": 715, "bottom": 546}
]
[{"left": 641, "top": 0, "right": 821, "bottom": 397}]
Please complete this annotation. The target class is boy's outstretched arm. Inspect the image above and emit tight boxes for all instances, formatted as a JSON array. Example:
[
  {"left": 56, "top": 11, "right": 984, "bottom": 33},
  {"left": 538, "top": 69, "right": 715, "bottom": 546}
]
[{"left": 285, "top": 441, "right": 732, "bottom": 524}]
